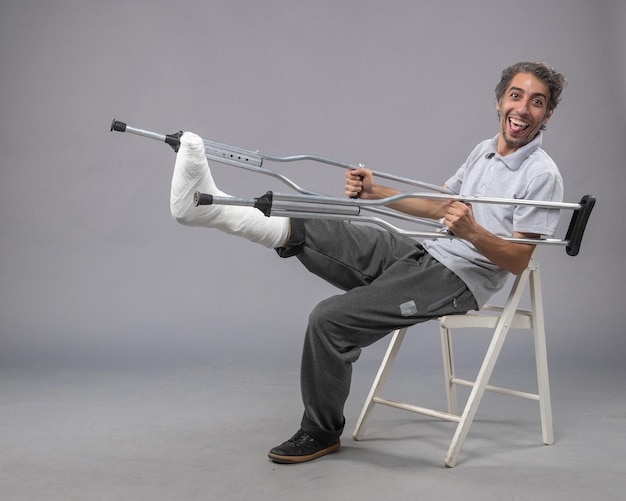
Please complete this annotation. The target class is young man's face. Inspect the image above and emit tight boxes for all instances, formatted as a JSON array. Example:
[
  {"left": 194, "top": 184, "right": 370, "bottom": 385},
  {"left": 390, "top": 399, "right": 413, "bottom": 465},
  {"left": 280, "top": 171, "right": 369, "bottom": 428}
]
[{"left": 496, "top": 72, "right": 553, "bottom": 156}]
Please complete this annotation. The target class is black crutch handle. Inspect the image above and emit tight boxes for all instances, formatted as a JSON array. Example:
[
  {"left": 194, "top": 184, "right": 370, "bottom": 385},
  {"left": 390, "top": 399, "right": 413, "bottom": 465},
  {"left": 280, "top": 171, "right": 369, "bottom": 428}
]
[{"left": 565, "top": 195, "right": 596, "bottom": 256}]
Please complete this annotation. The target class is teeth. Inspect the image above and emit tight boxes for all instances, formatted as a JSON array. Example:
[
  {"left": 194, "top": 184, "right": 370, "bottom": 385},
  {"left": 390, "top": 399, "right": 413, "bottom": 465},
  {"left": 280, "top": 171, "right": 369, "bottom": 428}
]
[{"left": 510, "top": 117, "right": 529, "bottom": 128}]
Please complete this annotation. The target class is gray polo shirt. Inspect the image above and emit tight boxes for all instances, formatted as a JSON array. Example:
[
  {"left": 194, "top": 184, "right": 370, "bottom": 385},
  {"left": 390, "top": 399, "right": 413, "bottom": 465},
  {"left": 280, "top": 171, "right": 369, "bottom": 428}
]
[{"left": 423, "top": 132, "right": 564, "bottom": 307}]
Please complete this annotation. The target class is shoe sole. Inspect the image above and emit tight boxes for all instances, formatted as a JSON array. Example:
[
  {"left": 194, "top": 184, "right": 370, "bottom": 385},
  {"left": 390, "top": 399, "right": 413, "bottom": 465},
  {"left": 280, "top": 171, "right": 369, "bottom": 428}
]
[{"left": 268, "top": 441, "right": 341, "bottom": 464}]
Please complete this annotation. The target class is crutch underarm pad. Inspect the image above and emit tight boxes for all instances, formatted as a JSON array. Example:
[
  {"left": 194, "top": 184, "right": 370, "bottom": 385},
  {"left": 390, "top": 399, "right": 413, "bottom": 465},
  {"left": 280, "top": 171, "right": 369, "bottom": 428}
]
[{"left": 565, "top": 195, "right": 596, "bottom": 256}]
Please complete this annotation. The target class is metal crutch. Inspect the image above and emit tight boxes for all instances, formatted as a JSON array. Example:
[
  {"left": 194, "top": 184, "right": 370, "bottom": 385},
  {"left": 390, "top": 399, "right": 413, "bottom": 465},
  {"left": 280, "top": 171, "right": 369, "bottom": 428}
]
[
  {"left": 110, "top": 119, "right": 596, "bottom": 256},
  {"left": 110, "top": 118, "right": 452, "bottom": 228},
  {"left": 110, "top": 119, "right": 453, "bottom": 195},
  {"left": 196, "top": 190, "right": 595, "bottom": 256}
]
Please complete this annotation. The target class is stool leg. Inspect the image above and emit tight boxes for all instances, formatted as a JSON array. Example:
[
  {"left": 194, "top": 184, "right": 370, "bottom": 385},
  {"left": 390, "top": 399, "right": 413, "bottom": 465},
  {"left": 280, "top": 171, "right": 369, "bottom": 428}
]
[
  {"left": 440, "top": 325, "right": 459, "bottom": 416},
  {"left": 353, "top": 328, "right": 408, "bottom": 440},
  {"left": 529, "top": 265, "right": 554, "bottom": 445},
  {"left": 444, "top": 269, "right": 530, "bottom": 467},
  {"left": 444, "top": 320, "right": 511, "bottom": 467}
]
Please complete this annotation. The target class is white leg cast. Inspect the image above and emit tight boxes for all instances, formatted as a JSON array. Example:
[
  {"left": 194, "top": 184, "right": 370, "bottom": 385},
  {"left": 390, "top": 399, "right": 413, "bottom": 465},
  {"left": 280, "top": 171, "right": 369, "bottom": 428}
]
[{"left": 170, "top": 132, "right": 290, "bottom": 248}]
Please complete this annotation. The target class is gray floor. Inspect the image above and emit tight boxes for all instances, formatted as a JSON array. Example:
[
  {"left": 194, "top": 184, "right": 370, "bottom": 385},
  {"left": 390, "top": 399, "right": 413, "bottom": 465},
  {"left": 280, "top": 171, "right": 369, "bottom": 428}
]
[{"left": 1, "top": 358, "right": 623, "bottom": 501}]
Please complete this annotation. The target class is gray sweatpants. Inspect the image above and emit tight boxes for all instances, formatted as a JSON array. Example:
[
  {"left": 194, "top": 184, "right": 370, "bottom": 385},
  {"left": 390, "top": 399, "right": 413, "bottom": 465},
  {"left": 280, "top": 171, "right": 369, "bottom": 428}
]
[{"left": 276, "top": 219, "right": 478, "bottom": 443}]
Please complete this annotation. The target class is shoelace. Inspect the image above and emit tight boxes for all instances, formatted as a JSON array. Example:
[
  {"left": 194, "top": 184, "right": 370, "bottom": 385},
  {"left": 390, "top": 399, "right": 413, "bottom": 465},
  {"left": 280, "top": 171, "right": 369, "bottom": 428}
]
[{"left": 291, "top": 431, "right": 313, "bottom": 446}]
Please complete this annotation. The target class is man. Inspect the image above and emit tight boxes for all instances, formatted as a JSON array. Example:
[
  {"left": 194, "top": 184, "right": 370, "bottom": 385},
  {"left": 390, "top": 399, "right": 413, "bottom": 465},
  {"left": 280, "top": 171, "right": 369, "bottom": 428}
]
[{"left": 169, "top": 61, "right": 566, "bottom": 464}]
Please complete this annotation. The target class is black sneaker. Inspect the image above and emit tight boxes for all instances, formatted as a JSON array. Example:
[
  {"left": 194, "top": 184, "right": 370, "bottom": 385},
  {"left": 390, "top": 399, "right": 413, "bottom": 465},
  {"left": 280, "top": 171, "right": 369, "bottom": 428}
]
[{"left": 268, "top": 429, "right": 340, "bottom": 464}]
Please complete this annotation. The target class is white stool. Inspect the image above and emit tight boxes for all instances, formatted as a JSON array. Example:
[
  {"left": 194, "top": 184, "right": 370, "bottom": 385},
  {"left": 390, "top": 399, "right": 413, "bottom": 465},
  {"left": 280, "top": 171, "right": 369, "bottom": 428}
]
[{"left": 352, "top": 256, "right": 553, "bottom": 467}]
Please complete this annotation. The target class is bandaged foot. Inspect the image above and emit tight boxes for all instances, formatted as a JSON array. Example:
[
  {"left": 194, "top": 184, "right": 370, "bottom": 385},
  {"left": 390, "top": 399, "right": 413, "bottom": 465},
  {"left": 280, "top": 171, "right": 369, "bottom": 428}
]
[{"left": 170, "top": 132, "right": 290, "bottom": 248}]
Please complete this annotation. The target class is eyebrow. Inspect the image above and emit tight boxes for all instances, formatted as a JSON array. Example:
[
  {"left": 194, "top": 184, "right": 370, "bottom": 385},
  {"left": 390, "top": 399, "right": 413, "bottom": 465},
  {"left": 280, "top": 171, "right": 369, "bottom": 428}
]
[{"left": 509, "top": 86, "right": 548, "bottom": 101}]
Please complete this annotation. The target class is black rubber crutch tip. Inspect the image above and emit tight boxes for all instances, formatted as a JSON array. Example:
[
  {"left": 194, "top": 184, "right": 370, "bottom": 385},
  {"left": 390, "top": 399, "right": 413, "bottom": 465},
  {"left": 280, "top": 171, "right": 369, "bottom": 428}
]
[
  {"left": 194, "top": 192, "right": 214, "bottom": 206},
  {"left": 110, "top": 119, "right": 127, "bottom": 132}
]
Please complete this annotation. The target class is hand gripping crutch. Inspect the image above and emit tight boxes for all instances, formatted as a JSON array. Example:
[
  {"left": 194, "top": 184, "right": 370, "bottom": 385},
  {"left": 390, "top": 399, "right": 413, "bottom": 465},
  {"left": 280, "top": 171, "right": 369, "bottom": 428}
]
[{"left": 110, "top": 119, "right": 596, "bottom": 256}]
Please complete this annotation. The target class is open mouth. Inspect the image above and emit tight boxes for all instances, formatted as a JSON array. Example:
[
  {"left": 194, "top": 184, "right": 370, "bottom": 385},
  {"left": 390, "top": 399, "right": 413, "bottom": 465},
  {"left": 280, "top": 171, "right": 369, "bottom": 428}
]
[{"left": 508, "top": 117, "right": 530, "bottom": 135}]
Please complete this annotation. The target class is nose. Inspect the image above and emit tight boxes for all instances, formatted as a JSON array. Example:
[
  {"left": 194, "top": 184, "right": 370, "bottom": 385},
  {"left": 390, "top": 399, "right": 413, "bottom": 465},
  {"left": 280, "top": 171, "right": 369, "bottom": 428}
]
[{"left": 517, "top": 98, "right": 531, "bottom": 116}]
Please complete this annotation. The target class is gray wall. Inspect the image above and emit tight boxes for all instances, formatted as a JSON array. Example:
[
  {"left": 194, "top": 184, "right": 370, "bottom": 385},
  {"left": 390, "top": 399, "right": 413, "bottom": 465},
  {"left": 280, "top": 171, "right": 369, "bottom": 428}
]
[{"left": 1, "top": 0, "right": 624, "bottom": 372}]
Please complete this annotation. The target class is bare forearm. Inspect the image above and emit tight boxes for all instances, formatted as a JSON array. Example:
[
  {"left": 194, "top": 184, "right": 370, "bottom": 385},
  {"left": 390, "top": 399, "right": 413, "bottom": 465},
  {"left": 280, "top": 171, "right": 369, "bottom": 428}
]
[
  {"left": 443, "top": 201, "right": 537, "bottom": 274},
  {"left": 467, "top": 229, "right": 536, "bottom": 275},
  {"left": 367, "top": 184, "right": 448, "bottom": 219},
  {"left": 345, "top": 167, "right": 448, "bottom": 219}
]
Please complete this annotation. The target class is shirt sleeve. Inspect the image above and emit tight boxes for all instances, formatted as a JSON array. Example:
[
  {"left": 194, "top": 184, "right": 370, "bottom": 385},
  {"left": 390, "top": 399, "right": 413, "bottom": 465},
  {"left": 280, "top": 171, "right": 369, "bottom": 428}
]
[{"left": 514, "top": 171, "right": 564, "bottom": 237}]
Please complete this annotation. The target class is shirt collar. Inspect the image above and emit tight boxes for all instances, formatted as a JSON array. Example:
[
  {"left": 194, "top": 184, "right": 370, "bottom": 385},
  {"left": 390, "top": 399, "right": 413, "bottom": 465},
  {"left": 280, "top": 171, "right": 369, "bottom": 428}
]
[{"left": 487, "top": 131, "right": 543, "bottom": 171}]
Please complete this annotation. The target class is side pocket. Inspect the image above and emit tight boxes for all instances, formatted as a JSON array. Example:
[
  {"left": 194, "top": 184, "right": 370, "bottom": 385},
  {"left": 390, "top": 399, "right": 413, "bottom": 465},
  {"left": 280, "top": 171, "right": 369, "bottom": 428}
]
[{"left": 427, "top": 285, "right": 468, "bottom": 313}]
